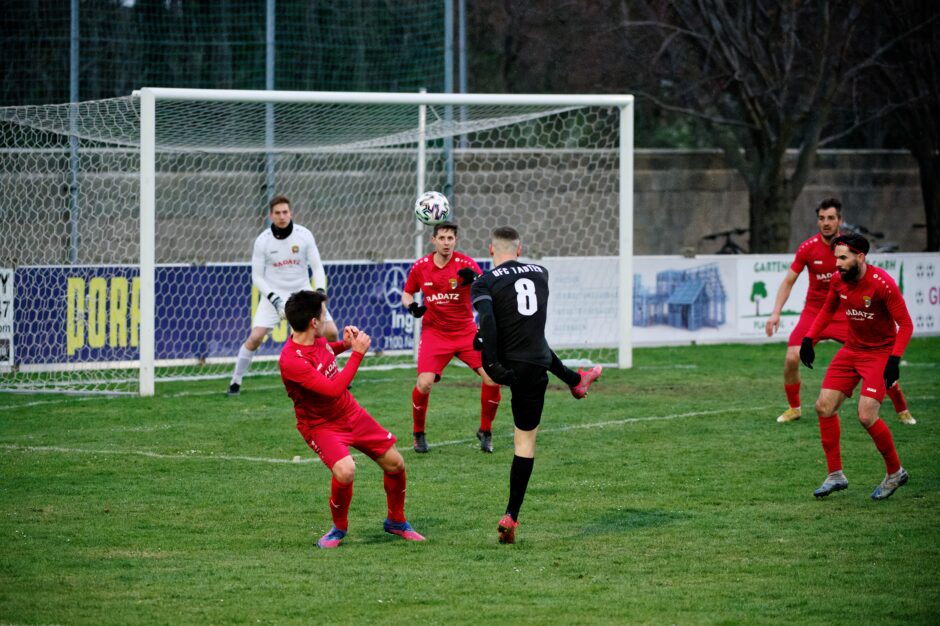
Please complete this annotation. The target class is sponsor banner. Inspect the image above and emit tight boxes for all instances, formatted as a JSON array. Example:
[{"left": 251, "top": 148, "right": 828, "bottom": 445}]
[
  {"left": 867, "top": 254, "right": 940, "bottom": 335},
  {"left": 542, "top": 257, "right": 618, "bottom": 348},
  {"left": 631, "top": 256, "right": 740, "bottom": 344},
  {"left": 0, "top": 268, "right": 12, "bottom": 368},
  {"left": 10, "top": 262, "right": 422, "bottom": 368},
  {"left": 738, "top": 254, "right": 940, "bottom": 340},
  {"left": 328, "top": 261, "right": 418, "bottom": 354},
  {"left": 735, "top": 255, "right": 809, "bottom": 339},
  {"left": 6, "top": 254, "right": 939, "bottom": 369}
]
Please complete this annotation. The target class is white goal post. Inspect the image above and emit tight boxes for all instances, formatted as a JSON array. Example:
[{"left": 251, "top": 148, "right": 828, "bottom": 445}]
[{"left": 1, "top": 89, "right": 634, "bottom": 395}]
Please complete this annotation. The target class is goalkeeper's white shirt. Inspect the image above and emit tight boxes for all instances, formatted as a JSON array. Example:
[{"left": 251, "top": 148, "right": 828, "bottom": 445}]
[{"left": 251, "top": 224, "right": 326, "bottom": 299}]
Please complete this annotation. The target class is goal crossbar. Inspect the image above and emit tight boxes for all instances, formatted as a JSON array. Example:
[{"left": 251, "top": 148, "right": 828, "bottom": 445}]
[{"left": 135, "top": 88, "right": 634, "bottom": 108}]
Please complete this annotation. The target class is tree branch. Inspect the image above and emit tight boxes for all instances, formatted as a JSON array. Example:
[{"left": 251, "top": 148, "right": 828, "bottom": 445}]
[{"left": 634, "top": 90, "right": 752, "bottom": 128}]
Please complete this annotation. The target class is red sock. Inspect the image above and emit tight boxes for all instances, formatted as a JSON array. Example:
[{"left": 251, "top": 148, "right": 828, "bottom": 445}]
[
  {"left": 885, "top": 383, "right": 908, "bottom": 413},
  {"left": 784, "top": 382, "right": 801, "bottom": 410},
  {"left": 866, "top": 418, "right": 901, "bottom": 474},
  {"left": 412, "top": 387, "right": 429, "bottom": 433},
  {"left": 818, "top": 414, "right": 842, "bottom": 473},
  {"left": 329, "top": 476, "right": 354, "bottom": 532},
  {"left": 480, "top": 384, "right": 501, "bottom": 431},
  {"left": 383, "top": 470, "right": 407, "bottom": 523}
]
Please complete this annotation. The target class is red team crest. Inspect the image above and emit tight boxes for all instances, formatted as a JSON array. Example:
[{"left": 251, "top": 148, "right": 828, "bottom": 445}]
[
  {"left": 448, "top": 277, "right": 458, "bottom": 290},
  {"left": 291, "top": 245, "right": 299, "bottom": 253},
  {"left": 863, "top": 295, "right": 872, "bottom": 308}
]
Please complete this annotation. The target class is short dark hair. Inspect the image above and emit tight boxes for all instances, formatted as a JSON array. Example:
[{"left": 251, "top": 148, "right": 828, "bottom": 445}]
[
  {"left": 831, "top": 232, "right": 869, "bottom": 255},
  {"left": 433, "top": 221, "right": 458, "bottom": 237},
  {"left": 816, "top": 197, "right": 842, "bottom": 217},
  {"left": 285, "top": 290, "right": 327, "bottom": 332},
  {"left": 492, "top": 226, "right": 520, "bottom": 242},
  {"left": 269, "top": 194, "right": 291, "bottom": 211}
]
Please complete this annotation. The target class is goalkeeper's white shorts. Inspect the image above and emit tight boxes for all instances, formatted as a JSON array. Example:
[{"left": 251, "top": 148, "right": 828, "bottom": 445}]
[{"left": 252, "top": 293, "right": 333, "bottom": 329}]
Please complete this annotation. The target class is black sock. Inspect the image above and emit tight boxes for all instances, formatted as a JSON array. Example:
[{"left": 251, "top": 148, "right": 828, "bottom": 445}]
[
  {"left": 550, "top": 351, "right": 581, "bottom": 387},
  {"left": 506, "top": 455, "right": 535, "bottom": 521}
]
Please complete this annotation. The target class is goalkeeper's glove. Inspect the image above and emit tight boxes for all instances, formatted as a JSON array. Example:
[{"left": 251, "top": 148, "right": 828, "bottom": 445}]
[
  {"left": 799, "top": 337, "right": 815, "bottom": 369},
  {"left": 407, "top": 302, "right": 427, "bottom": 318},
  {"left": 884, "top": 355, "right": 901, "bottom": 389},
  {"left": 484, "top": 361, "right": 516, "bottom": 386},
  {"left": 457, "top": 267, "right": 478, "bottom": 286},
  {"left": 473, "top": 329, "right": 483, "bottom": 351},
  {"left": 316, "top": 288, "right": 326, "bottom": 296},
  {"left": 267, "top": 292, "right": 286, "bottom": 320}
]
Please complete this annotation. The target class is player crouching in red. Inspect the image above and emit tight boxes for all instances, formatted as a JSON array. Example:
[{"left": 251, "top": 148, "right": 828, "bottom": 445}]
[
  {"left": 800, "top": 233, "right": 912, "bottom": 501},
  {"left": 279, "top": 290, "right": 425, "bottom": 548}
]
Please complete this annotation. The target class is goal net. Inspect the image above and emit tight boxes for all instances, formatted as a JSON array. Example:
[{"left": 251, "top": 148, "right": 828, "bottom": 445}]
[{"left": 0, "top": 90, "right": 633, "bottom": 395}]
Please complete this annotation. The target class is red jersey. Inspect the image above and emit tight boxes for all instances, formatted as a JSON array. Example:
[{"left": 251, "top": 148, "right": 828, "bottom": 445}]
[
  {"left": 404, "top": 251, "right": 481, "bottom": 334},
  {"left": 279, "top": 335, "right": 365, "bottom": 428},
  {"left": 791, "top": 234, "right": 838, "bottom": 309},
  {"left": 808, "top": 266, "right": 913, "bottom": 355}
]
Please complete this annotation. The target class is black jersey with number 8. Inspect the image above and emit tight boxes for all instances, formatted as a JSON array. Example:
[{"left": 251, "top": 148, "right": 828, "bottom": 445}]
[{"left": 471, "top": 260, "right": 552, "bottom": 367}]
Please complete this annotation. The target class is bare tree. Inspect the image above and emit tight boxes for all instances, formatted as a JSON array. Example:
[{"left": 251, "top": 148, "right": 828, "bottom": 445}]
[
  {"left": 618, "top": 0, "right": 901, "bottom": 251},
  {"left": 868, "top": 1, "right": 940, "bottom": 251}
]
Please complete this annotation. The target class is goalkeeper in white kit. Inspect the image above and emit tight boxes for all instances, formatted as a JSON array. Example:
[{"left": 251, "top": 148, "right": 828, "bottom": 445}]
[{"left": 228, "top": 194, "right": 337, "bottom": 396}]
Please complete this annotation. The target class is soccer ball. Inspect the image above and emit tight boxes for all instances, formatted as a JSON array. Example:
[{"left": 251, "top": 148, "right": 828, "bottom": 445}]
[{"left": 414, "top": 191, "right": 451, "bottom": 225}]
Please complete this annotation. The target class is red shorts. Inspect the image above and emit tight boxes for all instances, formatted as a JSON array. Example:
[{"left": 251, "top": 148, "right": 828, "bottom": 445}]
[
  {"left": 822, "top": 345, "right": 892, "bottom": 403},
  {"left": 417, "top": 327, "right": 482, "bottom": 379},
  {"left": 296, "top": 408, "right": 397, "bottom": 469},
  {"left": 788, "top": 307, "right": 849, "bottom": 347}
]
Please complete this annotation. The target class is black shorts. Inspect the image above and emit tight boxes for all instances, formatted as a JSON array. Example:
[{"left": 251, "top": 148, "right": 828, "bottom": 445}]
[{"left": 506, "top": 360, "right": 549, "bottom": 431}]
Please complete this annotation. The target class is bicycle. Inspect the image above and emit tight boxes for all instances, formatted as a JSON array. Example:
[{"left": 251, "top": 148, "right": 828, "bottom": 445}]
[{"left": 841, "top": 222, "right": 899, "bottom": 253}]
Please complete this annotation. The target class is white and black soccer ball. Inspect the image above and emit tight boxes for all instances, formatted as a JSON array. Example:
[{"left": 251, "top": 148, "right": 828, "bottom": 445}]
[{"left": 414, "top": 191, "right": 451, "bottom": 226}]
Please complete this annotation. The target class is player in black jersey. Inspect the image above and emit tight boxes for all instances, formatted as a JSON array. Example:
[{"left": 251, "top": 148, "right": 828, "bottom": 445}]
[{"left": 471, "top": 226, "right": 602, "bottom": 544}]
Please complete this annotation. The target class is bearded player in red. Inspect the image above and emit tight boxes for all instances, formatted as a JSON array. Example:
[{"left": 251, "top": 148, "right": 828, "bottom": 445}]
[
  {"left": 765, "top": 198, "right": 914, "bottom": 425},
  {"left": 799, "top": 233, "right": 913, "bottom": 500},
  {"left": 402, "top": 222, "right": 502, "bottom": 454},
  {"left": 279, "top": 290, "right": 425, "bottom": 549}
]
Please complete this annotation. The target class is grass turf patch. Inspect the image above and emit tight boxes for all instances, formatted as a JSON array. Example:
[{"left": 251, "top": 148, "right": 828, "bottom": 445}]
[{"left": 1, "top": 339, "right": 938, "bottom": 624}]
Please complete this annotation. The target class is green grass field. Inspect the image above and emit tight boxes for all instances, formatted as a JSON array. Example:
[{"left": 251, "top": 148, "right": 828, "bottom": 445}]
[{"left": 2, "top": 339, "right": 939, "bottom": 624}]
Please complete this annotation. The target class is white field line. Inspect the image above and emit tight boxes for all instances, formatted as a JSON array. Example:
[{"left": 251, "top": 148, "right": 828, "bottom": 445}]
[
  {"left": 0, "top": 378, "right": 403, "bottom": 412},
  {"left": 0, "top": 405, "right": 772, "bottom": 466},
  {"left": 0, "top": 443, "right": 313, "bottom": 464}
]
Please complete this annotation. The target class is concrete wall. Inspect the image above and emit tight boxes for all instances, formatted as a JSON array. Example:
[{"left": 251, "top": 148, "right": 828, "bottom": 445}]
[
  {"left": 0, "top": 148, "right": 926, "bottom": 266},
  {"left": 636, "top": 149, "right": 925, "bottom": 255}
]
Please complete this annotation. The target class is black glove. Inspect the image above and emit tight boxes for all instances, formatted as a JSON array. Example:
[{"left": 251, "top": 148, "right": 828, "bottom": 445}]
[
  {"left": 473, "top": 329, "right": 483, "bottom": 351},
  {"left": 267, "top": 292, "right": 285, "bottom": 320},
  {"left": 485, "top": 361, "right": 516, "bottom": 386},
  {"left": 316, "top": 288, "right": 326, "bottom": 296},
  {"left": 884, "top": 355, "right": 901, "bottom": 389},
  {"left": 799, "top": 337, "right": 815, "bottom": 369},
  {"left": 457, "top": 267, "right": 478, "bottom": 286},
  {"left": 407, "top": 302, "right": 427, "bottom": 318}
]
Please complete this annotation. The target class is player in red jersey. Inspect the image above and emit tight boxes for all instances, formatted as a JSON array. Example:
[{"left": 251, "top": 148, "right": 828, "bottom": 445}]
[
  {"left": 799, "top": 233, "right": 913, "bottom": 500},
  {"left": 402, "top": 222, "right": 501, "bottom": 454},
  {"left": 765, "top": 198, "right": 914, "bottom": 425},
  {"left": 279, "top": 290, "right": 425, "bottom": 548}
]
